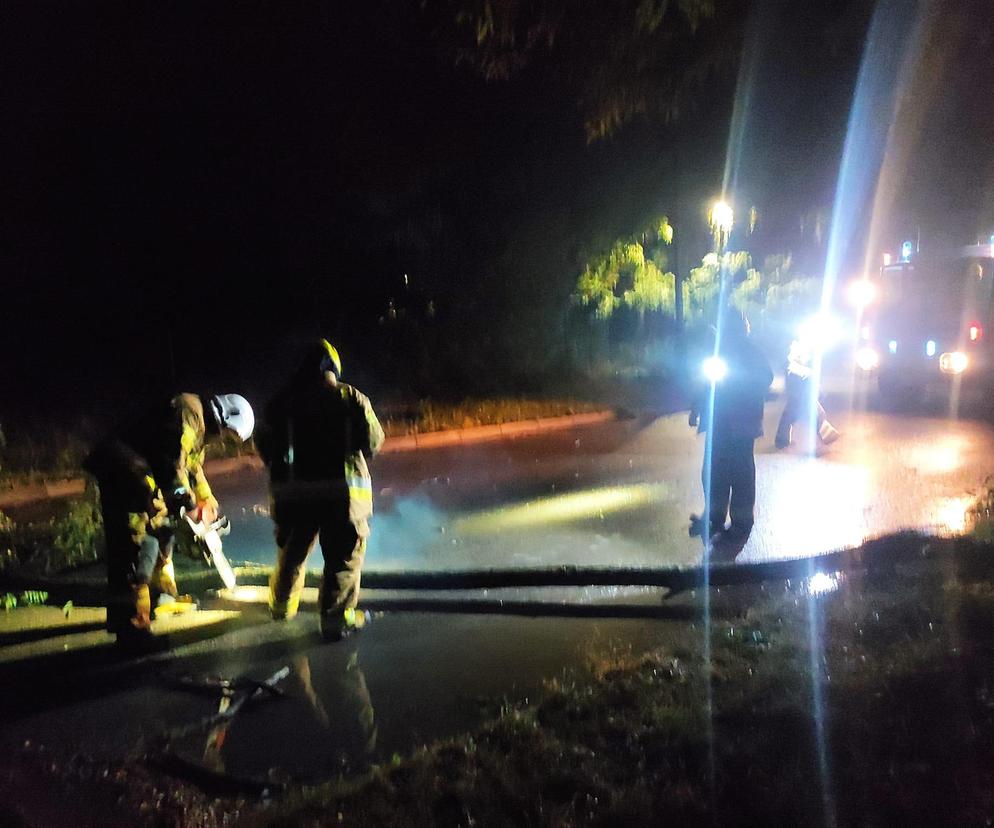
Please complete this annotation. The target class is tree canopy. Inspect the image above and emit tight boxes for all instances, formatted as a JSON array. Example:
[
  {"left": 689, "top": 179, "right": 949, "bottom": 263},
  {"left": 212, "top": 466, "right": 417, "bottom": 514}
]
[{"left": 425, "top": 0, "right": 742, "bottom": 140}]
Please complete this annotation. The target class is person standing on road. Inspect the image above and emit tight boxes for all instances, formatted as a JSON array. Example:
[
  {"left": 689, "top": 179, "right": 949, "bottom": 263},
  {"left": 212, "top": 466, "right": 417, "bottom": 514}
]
[
  {"left": 84, "top": 393, "right": 255, "bottom": 644},
  {"left": 688, "top": 307, "right": 773, "bottom": 553},
  {"left": 258, "top": 340, "right": 385, "bottom": 642},
  {"left": 774, "top": 335, "right": 840, "bottom": 449}
]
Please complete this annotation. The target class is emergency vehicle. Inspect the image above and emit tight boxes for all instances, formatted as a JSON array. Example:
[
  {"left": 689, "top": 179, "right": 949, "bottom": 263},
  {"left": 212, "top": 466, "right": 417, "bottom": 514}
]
[{"left": 851, "top": 244, "right": 994, "bottom": 399}]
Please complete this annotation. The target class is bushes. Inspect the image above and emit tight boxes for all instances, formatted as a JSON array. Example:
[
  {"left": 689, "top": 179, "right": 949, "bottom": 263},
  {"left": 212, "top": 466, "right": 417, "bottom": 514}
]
[{"left": 0, "top": 488, "right": 103, "bottom": 576}]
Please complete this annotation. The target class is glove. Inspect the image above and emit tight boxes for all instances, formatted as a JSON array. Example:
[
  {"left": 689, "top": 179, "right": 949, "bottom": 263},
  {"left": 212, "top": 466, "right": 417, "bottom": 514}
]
[
  {"left": 192, "top": 499, "right": 219, "bottom": 527},
  {"left": 167, "top": 486, "right": 196, "bottom": 515}
]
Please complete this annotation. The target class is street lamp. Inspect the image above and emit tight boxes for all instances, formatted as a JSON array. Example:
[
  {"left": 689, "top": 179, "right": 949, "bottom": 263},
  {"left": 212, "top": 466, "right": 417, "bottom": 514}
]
[{"left": 709, "top": 199, "right": 734, "bottom": 255}]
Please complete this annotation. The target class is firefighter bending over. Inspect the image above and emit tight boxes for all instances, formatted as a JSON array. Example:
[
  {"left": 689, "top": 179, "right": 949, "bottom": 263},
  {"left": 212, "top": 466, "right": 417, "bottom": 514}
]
[
  {"left": 84, "top": 393, "right": 255, "bottom": 644},
  {"left": 258, "top": 340, "right": 385, "bottom": 642}
]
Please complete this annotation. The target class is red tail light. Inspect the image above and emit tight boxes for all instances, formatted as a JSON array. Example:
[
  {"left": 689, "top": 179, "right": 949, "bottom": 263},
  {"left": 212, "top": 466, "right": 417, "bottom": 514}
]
[{"left": 969, "top": 322, "right": 983, "bottom": 342}]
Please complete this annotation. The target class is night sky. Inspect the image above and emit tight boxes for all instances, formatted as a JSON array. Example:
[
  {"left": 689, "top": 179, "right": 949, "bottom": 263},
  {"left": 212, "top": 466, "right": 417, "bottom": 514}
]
[{"left": 2, "top": 0, "right": 993, "bottom": 434}]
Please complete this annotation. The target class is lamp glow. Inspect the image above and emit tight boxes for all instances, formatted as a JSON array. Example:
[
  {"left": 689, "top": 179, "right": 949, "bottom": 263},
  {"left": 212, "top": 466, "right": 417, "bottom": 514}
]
[
  {"left": 846, "top": 280, "right": 877, "bottom": 308},
  {"left": 702, "top": 356, "right": 728, "bottom": 383},
  {"left": 710, "top": 201, "right": 734, "bottom": 234},
  {"left": 855, "top": 346, "right": 879, "bottom": 371}
]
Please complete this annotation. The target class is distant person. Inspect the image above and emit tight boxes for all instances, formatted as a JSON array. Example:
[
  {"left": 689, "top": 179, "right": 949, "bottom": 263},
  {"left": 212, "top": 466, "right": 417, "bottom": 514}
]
[
  {"left": 688, "top": 308, "right": 773, "bottom": 554},
  {"left": 84, "top": 393, "right": 255, "bottom": 644},
  {"left": 774, "top": 336, "right": 840, "bottom": 449},
  {"left": 257, "top": 340, "right": 385, "bottom": 641}
]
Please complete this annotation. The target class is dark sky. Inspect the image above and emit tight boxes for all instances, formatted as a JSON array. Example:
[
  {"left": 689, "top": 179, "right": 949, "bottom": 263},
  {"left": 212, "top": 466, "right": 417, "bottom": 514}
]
[{"left": 3, "top": 0, "right": 993, "bottom": 432}]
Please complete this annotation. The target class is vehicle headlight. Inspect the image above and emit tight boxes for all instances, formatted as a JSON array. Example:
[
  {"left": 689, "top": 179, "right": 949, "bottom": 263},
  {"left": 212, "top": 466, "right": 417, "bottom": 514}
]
[
  {"left": 846, "top": 280, "right": 877, "bottom": 309},
  {"left": 798, "top": 313, "right": 843, "bottom": 352},
  {"left": 939, "top": 351, "right": 968, "bottom": 374},
  {"left": 702, "top": 356, "right": 728, "bottom": 383},
  {"left": 855, "top": 346, "right": 879, "bottom": 372}
]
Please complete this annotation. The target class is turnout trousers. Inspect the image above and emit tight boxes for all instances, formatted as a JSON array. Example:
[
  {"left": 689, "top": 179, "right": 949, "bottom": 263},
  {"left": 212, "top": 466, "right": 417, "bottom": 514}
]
[
  {"left": 775, "top": 373, "right": 830, "bottom": 447},
  {"left": 268, "top": 499, "right": 367, "bottom": 623},
  {"left": 703, "top": 432, "right": 757, "bottom": 539},
  {"left": 97, "top": 485, "right": 178, "bottom": 634}
]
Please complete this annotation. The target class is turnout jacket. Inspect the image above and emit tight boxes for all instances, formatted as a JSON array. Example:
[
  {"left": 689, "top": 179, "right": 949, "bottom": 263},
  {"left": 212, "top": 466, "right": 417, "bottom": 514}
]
[
  {"left": 258, "top": 380, "right": 385, "bottom": 523},
  {"left": 84, "top": 393, "right": 215, "bottom": 511},
  {"left": 689, "top": 339, "right": 773, "bottom": 441}
]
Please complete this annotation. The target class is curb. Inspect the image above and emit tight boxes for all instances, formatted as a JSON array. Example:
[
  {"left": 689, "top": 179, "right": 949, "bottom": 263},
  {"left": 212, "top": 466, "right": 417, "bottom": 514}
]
[
  {"left": 0, "top": 410, "right": 616, "bottom": 510},
  {"left": 380, "top": 410, "right": 615, "bottom": 452}
]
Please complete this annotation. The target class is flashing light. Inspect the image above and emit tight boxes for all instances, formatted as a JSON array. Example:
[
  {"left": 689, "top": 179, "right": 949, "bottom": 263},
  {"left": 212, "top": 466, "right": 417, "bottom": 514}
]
[
  {"left": 798, "top": 313, "right": 843, "bottom": 351},
  {"left": 926, "top": 340, "right": 937, "bottom": 357},
  {"left": 888, "top": 339, "right": 898, "bottom": 354},
  {"left": 846, "top": 280, "right": 877, "bottom": 309},
  {"left": 882, "top": 252, "right": 892, "bottom": 266},
  {"left": 939, "top": 351, "right": 968, "bottom": 375},
  {"left": 969, "top": 322, "right": 983, "bottom": 342},
  {"left": 855, "top": 346, "right": 879, "bottom": 371},
  {"left": 861, "top": 325, "right": 871, "bottom": 340},
  {"left": 901, "top": 240, "right": 913, "bottom": 262},
  {"left": 702, "top": 355, "right": 728, "bottom": 383}
]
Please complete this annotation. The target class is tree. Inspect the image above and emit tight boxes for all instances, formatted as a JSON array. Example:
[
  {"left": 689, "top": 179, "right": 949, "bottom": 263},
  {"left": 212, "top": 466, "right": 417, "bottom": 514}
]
[
  {"left": 425, "top": 0, "right": 743, "bottom": 140},
  {"left": 575, "top": 217, "right": 676, "bottom": 316}
]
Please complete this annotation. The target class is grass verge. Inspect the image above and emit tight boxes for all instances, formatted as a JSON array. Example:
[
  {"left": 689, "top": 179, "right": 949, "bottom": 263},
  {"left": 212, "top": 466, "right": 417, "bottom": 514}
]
[{"left": 4, "top": 538, "right": 994, "bottom": 826}]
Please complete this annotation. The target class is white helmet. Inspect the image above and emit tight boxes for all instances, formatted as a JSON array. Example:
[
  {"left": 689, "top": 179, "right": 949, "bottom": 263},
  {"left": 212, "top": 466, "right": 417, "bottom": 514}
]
[{"left": 210, "top": 394, "right": 255, "bottom": 442}]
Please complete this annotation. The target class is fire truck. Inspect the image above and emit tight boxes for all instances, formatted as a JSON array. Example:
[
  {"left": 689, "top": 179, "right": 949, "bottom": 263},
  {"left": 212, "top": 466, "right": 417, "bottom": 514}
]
[{"left": 852, "top": 244, "right": 994, "bottom": 399}]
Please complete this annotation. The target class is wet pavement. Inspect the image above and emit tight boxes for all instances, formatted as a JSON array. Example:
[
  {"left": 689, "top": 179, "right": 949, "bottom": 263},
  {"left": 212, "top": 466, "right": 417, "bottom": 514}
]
[
  {"left": 218, "top": 391, "right": 993, "bottom": 571},
  {"left": 4, "top": 391, "right": 994, "bottom": 784}
]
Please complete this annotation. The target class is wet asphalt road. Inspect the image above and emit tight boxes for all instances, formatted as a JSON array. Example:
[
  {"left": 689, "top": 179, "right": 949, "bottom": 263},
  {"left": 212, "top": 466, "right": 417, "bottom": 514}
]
[
  {"left": 220, "top": 391, "right": 993, "bottom": 571},
  {"left": 6, "top": 393, "right": 994, "bottom": 782}
]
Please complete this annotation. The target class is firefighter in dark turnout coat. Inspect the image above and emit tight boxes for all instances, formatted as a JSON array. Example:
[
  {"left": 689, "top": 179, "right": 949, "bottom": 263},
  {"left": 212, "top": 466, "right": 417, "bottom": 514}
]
[
  {"left": 258, "top": 340, "right": 385, "bottom": 641},
  {"left": 689, "top": 308, "right": 773, "bottom": 548}
]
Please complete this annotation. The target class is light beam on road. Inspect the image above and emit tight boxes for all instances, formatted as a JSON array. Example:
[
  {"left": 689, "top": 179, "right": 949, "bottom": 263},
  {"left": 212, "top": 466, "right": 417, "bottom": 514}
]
[{"left": 454, "top": 484, "right": 669, "bottom": 534}]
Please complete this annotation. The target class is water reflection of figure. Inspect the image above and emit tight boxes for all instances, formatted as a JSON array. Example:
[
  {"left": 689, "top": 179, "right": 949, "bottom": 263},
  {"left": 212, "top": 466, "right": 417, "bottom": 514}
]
[
  {"left": 292, "top": 649, "right": 378, "bottom": 770},
  {"left": 199, "top": 650, "right": 377, "bottom": 777}
]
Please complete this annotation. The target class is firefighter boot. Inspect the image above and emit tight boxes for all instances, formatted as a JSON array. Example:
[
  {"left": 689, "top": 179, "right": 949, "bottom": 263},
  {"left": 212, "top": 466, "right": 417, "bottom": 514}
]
[
  {"left": 320, "top": 607, "right": 368, "bottom": 643},
  {"left": 150, "top": 555, "right": 196, "bottom": 615},
  {"left": 818, "top": 420, "right": 841, "bottom": 445},
  {"left": 115, "top": 583, "right": 153, "bottom": 648}
]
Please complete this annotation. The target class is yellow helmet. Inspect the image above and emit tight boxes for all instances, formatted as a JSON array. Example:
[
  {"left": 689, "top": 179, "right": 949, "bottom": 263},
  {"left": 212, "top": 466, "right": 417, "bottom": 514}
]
[{"left": 320, "top": 339, "right": 342, "bottom": 377}]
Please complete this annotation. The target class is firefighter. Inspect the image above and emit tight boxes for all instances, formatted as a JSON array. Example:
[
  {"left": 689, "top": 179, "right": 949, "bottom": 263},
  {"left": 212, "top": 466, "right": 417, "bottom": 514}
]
[
  {"left": 774, "top": 336, "right": 840, "bottom": 449},
  {"left": 258, "top": 340, "right": 385, "bottom": 642},
  {"left": 688, "top": 308, "right": 773, "bottom": 552},
  {"left": 84, "top": 393, "right": 255, "bottom": 644}
]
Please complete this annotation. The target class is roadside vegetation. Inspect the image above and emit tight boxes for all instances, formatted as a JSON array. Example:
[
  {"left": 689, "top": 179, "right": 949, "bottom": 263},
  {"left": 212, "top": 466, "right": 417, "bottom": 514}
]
[{"left": 0, "top": 488, "right": 102, "bottom": 576}]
